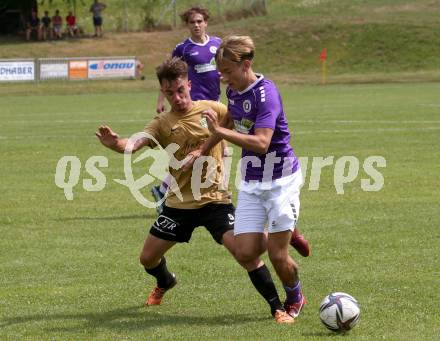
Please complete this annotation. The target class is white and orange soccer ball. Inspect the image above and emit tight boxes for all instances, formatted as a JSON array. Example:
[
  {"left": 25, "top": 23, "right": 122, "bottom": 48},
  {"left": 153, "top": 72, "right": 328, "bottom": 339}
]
[{"left": 319, "top": 292, "right": 360, "bottom": 332}]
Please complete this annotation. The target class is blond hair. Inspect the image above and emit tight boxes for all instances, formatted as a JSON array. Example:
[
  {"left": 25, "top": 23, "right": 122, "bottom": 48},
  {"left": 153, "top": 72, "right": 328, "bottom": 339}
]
[{"left": 215, "top": 35, "right": 255, "bottom": 65}]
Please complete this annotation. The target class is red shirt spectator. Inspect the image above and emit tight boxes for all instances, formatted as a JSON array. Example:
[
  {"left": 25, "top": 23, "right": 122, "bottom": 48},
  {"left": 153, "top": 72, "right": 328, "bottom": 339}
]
[
  {"left": 66, "top": 13, "right": 76, "bottom": 27},
  {"left": 66, "top": 11, "right": 79, "bottom": 37}
]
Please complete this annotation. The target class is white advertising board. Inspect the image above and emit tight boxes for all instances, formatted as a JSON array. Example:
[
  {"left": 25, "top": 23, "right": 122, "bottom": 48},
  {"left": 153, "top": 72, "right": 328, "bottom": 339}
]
[
  {"left": 40, "top": 63, "right": 69, "bottom": 79},
  {"left": 88, "top": 59, "right": 135, "bottom": 79},
  {"left": 0, "top": 61, "right": 35, "bottom": 81}
]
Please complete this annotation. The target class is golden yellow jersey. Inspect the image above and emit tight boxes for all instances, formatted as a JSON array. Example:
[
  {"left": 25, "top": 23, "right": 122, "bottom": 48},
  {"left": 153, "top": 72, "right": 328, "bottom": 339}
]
[{"left": 143, "top": 100, "right": 231, "bottom": 209}]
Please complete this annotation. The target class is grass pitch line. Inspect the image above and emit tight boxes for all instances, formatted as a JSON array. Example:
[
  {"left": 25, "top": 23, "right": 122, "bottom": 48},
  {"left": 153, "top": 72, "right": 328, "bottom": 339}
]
[
  {"left": 290, "top": 120, "right": 440, "bottom": 124},
  {"left": 3, "top": 119, "right": 148, "bottom": 125},
  {"left": 1, "top": 111, "right": 147, "bottom": 118},
  {"left": 4, "top": 119, "right": 440, "bottom": 125},
  {"left": 2, "top": 127, "right": 440, "bottom": 140},
  {"left": 295, "top": 127, "right": 440, "bottom": 135}
]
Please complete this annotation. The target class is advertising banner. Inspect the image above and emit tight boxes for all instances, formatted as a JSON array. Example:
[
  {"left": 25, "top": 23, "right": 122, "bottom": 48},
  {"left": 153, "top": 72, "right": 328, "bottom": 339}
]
[
  {"left": 0, "top": 61, "right": 35, "bottom": 81},
  {"left": 69, "top": 60, "right": 88, "bottom": 80},
  {"left": 88, "top": 59, "right": 136, "bottom": 79},
  {"left": 40, "top": 63, "right": 69, "bottom": 80}
]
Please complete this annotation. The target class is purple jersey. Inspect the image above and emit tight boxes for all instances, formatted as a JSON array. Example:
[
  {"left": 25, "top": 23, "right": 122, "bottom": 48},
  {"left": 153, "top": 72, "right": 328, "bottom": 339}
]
[
  {"left": 172, "top": 36, "right": 221, "bottom": 101},
  {"left": 227, "top": 74, "right": 299, "bottom": 182}
]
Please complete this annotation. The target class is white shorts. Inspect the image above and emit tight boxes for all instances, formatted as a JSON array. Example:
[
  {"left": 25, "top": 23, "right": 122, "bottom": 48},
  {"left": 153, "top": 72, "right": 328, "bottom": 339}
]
[{"left": 234, "top": 170, "right": 303, "bottom": 235}]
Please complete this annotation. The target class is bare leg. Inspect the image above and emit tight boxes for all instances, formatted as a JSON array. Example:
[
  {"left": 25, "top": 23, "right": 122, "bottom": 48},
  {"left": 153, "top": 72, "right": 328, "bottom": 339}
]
[
  {"left": 221, "top": 230, "right": 264, "bottom": 270},
  {"left": 267, "top": 230, "right": 298, "bottom": 287},
  {"left": 140, "top": 233, "right": 176, "bottom": 269},
  {"left": 225, "top": 232, "right": 265, "bottom": 271}
]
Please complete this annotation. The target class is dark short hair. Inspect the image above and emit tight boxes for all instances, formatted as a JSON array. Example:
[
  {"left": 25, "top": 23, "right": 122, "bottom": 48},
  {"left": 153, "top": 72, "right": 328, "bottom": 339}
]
[
  {"left": 180, "top": 6, "right": 210, "bottom": 23},
  {"left": 155, "top": 57, "right": 188, "bottom": 85}
]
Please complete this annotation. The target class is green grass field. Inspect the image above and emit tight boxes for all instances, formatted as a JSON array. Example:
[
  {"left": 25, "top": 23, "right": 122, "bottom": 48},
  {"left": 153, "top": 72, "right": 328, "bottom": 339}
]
[{"left": 1, "top": 82, "right": 439, "bottom": 340}]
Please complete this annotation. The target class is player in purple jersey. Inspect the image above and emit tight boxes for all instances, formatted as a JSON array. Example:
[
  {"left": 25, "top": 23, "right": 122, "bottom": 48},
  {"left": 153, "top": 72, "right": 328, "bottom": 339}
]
[
  {"left": 156, "top": 6, "right": 221, "bottom": 113},
  {"left": 152, "top": 7, "right": 226, "bottom": 212},
  {"left": 185, "top": 36, "right": 307, "bottom": 324}
]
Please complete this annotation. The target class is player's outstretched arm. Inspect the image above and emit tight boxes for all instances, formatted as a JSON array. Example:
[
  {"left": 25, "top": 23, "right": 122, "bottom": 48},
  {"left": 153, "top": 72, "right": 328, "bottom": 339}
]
[{"left": 95, "top": 125, "right": 150, "bottom": 154}]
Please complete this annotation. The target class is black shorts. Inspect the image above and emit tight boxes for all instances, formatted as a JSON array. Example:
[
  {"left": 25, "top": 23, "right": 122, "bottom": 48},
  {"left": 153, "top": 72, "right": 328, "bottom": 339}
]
[
  {"left": 93, "top": 16, "right": 103, "bottom": 26},
  {"left": 149, "top": 203, "right": 235, "bottom": 244}
]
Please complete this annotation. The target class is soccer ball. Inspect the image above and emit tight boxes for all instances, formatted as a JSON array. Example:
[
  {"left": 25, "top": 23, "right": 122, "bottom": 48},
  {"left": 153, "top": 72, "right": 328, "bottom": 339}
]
[{"left": 319, "top": 292, "right": 360, "bottom": 332}]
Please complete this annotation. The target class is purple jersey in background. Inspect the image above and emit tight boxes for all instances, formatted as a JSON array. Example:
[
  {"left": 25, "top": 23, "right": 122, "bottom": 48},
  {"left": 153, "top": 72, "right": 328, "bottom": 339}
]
[
  {"left": 172, "top": 36, "right": 221, "bottom": 101},
  {"left": 226, "top": 74, "right": 299, "bottom": 182}
]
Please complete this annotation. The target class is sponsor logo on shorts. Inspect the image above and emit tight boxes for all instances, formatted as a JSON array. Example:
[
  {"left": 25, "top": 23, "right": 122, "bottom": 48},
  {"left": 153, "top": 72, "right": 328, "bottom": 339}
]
[
  {"left": 153, "top": 215, "right": 178, "bottom": 235},
  {"left": 228, "top": 213, "right": 235, "bottom": 225}
]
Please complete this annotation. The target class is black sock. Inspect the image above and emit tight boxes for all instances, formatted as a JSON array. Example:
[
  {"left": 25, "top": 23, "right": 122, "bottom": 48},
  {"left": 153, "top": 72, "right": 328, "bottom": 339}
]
[
  {"left": 248, "top": 264, "right": 283, "bottom": 315},
  {"left": 145, "top": 257, "right": 175, "bottom": 289}
]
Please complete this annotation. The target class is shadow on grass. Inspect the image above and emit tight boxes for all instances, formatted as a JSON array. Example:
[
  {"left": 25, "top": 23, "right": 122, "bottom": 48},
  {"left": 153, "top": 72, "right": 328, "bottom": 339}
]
[
  {"left": 1, "top": 305, "right": 268, "bottom": 332},
  {"left": 302, "top": 331, "right": 344, "bottom": 337},
  {"left": 55, "top": 214, "right": 157, "bottom": 221}
]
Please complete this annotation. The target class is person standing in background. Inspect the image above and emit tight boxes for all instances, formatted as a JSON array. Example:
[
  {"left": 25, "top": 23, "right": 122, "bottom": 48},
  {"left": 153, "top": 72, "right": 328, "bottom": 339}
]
[{"left": 90, "top": 0, "right": 106, "bottom": 37}]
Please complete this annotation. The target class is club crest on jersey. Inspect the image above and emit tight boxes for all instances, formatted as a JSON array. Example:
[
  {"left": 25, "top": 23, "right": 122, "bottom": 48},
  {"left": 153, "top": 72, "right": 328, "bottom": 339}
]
[
  {"left": 233, "top": 118, "right": 254, "bottom": 134},
  {"left": 200, "top": 117, "right": 208, "bottom": 128},
  {"left": 243, "top": 100, "right": 252, "bottom": 113},
  {"left": 209, "top": 46, "right": 218, "bottom": 54}
]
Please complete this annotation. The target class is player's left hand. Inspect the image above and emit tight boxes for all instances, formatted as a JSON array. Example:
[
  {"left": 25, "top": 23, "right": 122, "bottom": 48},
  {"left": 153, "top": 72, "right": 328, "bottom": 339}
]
[
  {"left": 182, "top": 149, "right": 202, "bottom": 171},
  {"left": 202, "top": 109, "right": 219, "bottom": 133}
]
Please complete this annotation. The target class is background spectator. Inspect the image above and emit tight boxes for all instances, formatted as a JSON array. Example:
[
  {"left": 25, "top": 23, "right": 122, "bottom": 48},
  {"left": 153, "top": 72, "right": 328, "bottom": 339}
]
[
  {"left": 26, "top": 11, "right": 41, "bottom": 41},
  {"left": 52, "top": 9, "right": 63, "bottom": 39},
  {"left": 66, "top": 11, "right": 79, "bottom": 37},
  {"left": 41, "top": 11, "right": 51, "bottom": 40},
  {"left": 90, "top": 0, "right": 106, "bottom": 37}
]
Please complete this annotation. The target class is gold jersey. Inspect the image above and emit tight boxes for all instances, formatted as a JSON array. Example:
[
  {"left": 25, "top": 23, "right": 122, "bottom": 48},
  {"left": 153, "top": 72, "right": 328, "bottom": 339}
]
[{"left": 144, "top": 100, "right": 231, "bottom": 209}]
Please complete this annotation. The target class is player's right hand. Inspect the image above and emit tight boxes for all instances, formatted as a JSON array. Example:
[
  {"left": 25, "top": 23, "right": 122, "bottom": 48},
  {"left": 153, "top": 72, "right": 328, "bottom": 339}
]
[
  {"left": 156, "top": 102, "right": 166, "bottom": 113},
  {"left": 95, "top": 125, "right": 119, "bottom": 148}
]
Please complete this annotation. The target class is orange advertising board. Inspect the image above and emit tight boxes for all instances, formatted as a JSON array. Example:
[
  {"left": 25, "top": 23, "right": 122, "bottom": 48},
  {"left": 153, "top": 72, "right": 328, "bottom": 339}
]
[{"left": 69, "top": 61, "right": 88, "bottom": 79}]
